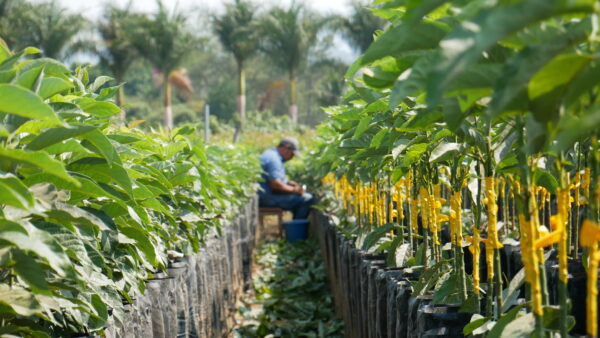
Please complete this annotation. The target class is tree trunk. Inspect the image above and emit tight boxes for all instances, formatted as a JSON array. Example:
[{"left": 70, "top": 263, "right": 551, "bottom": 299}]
[
  {"left": 288, "top": 71, "right": 297, "bottom": 125},
  {"left": 164, "top": 73, "right": 173, "bottom": 129},
  {"left": 233, "top": 60, "right": 246, "bottom": 143}
]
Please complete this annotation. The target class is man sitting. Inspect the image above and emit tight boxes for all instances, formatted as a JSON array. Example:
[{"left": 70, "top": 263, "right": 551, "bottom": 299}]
[{"left": 258, "top": 137, "right": 314, "bottom": 219}]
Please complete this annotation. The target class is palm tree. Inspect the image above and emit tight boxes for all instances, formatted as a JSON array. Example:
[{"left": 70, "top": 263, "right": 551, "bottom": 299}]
[
  {"left": 260, "top": 3, "right": 325, "bottom": 124},
  {"left": 213, "top": 0, "right": 259, "bottom": 142},
  {"left": 125, "top": 0, "right": 196, "bottom": 128},
  {"left": 97, "top": 4, "right": 139, "bottom": 112},
  {"left": 337, "top": 0, "right": 387, "bottom": 53},
  {"left": 0, "top": 0, "right": 85, "bottom": 58}
]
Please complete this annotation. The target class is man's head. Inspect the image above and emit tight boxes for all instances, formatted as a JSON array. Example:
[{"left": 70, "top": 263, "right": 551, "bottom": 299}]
[{"left": 276, "top": 136, "right": 300, "bottom": 162}]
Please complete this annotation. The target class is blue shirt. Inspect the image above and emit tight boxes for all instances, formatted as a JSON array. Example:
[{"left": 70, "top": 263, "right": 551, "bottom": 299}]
[{"left": 259, "top": 147, "right": 286, "bottom": 196}]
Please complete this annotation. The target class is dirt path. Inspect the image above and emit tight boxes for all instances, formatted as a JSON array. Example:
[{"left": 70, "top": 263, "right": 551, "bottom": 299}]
[{"left": 231, "top": 237, "right": 344, "bottom": 337}]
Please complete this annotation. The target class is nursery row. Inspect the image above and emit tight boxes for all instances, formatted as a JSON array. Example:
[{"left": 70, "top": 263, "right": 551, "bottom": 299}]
[
  {"left": 0, "top": 41, "right": 261, "bottom": 336},
  {"left": 308, "top": 0, "right": 600, "bottom": 337}
]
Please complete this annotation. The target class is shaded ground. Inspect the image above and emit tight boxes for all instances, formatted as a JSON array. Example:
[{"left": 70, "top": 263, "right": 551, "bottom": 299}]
[{"left": 231, "top": 238, "right": 344, "bottom": 337}]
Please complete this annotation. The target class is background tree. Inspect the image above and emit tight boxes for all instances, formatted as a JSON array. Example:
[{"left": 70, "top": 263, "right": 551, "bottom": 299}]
[
  {"left": 0, "top": 0, "right": 85, "bottom": 58},
  {"left": 125, "top": 0, "right": 197, "bottom": 128},
  {"left": 97, "top": 4, "right": 139, "bottom": 112},
  {"left": 336, "top": 0, "right": 387, "bottom": 53},
  {"left": 213, "top": 0, "right": 259, "bottom": 142},
  {"left": 260, "top": 3, "right": 326, "bottom": 124}
]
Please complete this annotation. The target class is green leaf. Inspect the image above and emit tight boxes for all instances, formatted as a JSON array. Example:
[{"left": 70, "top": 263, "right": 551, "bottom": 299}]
[
  {"left": 542, "top": 305, "right": 575, "bottom": 331},
  {"left": 43, "top": 139, "right": 89, "bottom": 155},
  {"left": 77, "top": 99, "right": 122, "bottom": 117},
  {"left": 489, "top": 18, "right": 591, "bottom": 118},
  {"left": 400, "top": 110, "right": 442, "bottom": 131},
  {"left": 0, "top": 146, "right": 79, "bottom": 186},
  {"left": 553, "top": 106, "right": 600, "bottom": 152},
  {"left": 0, "top": 220, "right": 72, "bottom": 276},
  {"left": 528, "top": 53, "right": 592, "bottom": 123},
  {"left": 0, "top": 173, "right": 34, "bottom": 209},
  {"left": 38, "top": 77, "right": 74, "bottom": 99},
  {"left": 428, "top": 0, "right": 594, "bottom": 106},
  {"left": 0, "top": 284, "right": 42, "bottom": 316},
  {"left": 119, "top": 226, "right": 157, "bottom": 266},
  {"left": 26, "top": 125, "right": 94, "bottom": 151},
  {"left": 345, "top": 55, "right": 364, "bottom": 78},
  {"left": 401, "top": 143, "right": 429, "bottom": 167},
  {"left": 463, "top": 315, "right": 493, "bottom": 336},
  {"left": 429, "top": 142, "right": 461, "bottom": 163},
  {"left": 18, "top": 58, "right": 70, "bottom": 76},
  {"left": 0, "top": 40, "right": 10, "bottom": 63},
  {"left": 502, "top": 267, "right": 525, "bottom": 312},
  {"left": 13, "top": 65, "right": 44, "bottom": 90},
  {"left": 362, "top": 20, "right": 449, "bottom": 65},
  {"left": 0, "top": 84, "right": 60, "bottom": 122},
  {"left": 432, "top": 272, "right": 457, "bottom": 304},
  {"left": 486, "top": 303, "right": 527, "bottom": 338},
  {"left": 370, "top": 128, "right": 388, "bottom": 148},
  {"left": 81, "top": 129, "right": 118, "bottom": 164},
  {"left": 459, "top": 294, "right": 481, "bottom": 313},
  {"left": 390, "top": 53, "right": 435, "bottom": 108},
  {"left": 533, "top": 169, "right": 558, "bottom": 195},
  {"left": 353, "top": 116, "right": 372, "bottom": 139},
  {"left": 361, "top": 223, "right": 399, "bottom": 250},
  {"left": 12, "top": 249, "right": 51, "bottom": 294},
  {"left": 91, "top": 293, "right": 109, "bottom": 321},
  {"left": 498, "top": 312, "right": 535, "bottom": 338},
  {"left": 67, "top": 157, "right": 132, "bottom": 196},
  {"left": 529, "top": 54, "right": 592, "bottom": 101},
  {"left": 88, "top": 76, "right": 113, "bottom": 93},
  {"left": 97, "top": 84, "right": 123, "bottom": 101}
]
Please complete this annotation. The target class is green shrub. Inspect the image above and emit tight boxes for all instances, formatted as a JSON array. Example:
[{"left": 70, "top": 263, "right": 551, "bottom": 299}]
[{"left": 0, "top": 42, "right": 260, "bottom": 336}]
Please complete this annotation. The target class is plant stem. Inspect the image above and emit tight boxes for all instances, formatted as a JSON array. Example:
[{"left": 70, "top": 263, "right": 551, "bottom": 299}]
[{"left": 559, "top": 280, "right": 568, "bottom": 337}]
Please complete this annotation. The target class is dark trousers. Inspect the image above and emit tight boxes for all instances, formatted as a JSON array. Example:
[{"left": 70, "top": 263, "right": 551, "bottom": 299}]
[{"left": 259, "top": 192, "right": 315, "bottom": 219}]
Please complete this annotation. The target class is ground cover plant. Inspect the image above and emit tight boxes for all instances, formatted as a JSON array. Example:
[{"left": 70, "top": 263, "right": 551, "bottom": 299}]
[
  {"left": 234, "top": 239, "right": 344, "bottom": 337},
  {"left": 0, "top": 40, "right": 261, "bottom": 337},
  {"left": 309, "top": 0, "right": 600, "bottom": 336}
]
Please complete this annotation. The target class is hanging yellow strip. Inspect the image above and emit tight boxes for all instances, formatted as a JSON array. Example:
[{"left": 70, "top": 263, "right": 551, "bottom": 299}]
[{"left": 580, "top": 220, "right": 600, "bottom": 337}]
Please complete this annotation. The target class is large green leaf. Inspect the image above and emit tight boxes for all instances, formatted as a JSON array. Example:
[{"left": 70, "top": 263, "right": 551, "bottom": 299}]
[
  {"left": 18, "top": 58, "right": 70, "bottom": 76},
  {"left": 489, "top": 18, "right": 592, "bottom": 119},
  {"left": 528, "top": 53, "right": 592, "bottom": 123},
  {"left": 0, "top": 146, "right": 79, "bottom": 186},
  {"left": 67, "top": 157, "right": 132, "bottom": 196},
  {"left": 428, "top": 0, "right": 594, "bottom": 106},
  {"left": 553, "top": 106, "right": 600, "bottom": 152},
  {"left": 361, "top": 20, "right": 449, "bottom": 65},
  {"left": 119, "top": 226, "right": 157, "bottom": 266},
  {"left": 0, "top": 173, "right": 34, "bottom": 209},
  {"left": 429, "top": 142, "right": 461, "bottom": 163},
  {"left": 390, "top": 53, "right": 436, "bottom": 108},
  {"left": 12, "top": 249, "right": 51, "bottom": 294},
  {"left": 38, "top": 77, "right": 74, "bottom": 99},
  {"left": 486, "top": 303, "right": 528, "bottom": 338},
  {"left": 0, "top": 220, "right": 73, "bottom": 276},
  {"left": 13, "top": 65, "right": 44, "bottom": 90},
  {"left": 361, "top": 223, "right": 400, "bottom": 250},
  {"left": 0, "top": 284, "right": 42, "bottom": 316},
  {"left": 81, "top": 129, "right": 119, "bottom": 164},
  {"left": 77, "top": 98, "right": 122, "bottom": 117},
  {"left": 26, "top": 125, "right": 95, "bottom": 151},
  {"left": 0, "top": 84, "right": 60, "bottom": 123}
]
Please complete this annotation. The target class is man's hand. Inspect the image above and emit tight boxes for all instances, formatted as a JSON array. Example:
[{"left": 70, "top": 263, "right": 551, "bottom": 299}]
[
  {"left": 268, "top": 179, "right": 304, "bottom": 195},
  {"left": 292, "top": 185, "right": 305, "bottom": 195}
]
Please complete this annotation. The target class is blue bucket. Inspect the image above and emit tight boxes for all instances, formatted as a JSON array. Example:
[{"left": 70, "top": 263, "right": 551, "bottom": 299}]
[{"left": 283, "top": 219, "right": 309, "bottom": 243}]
